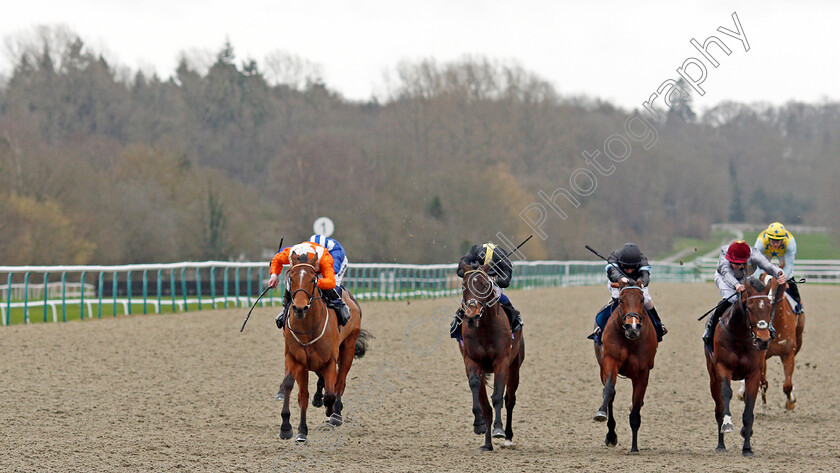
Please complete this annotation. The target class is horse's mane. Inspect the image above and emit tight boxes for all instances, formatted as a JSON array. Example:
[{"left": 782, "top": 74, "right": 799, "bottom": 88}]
[{"left": 747, "top": 276, "right": 765, "bottom": 292}]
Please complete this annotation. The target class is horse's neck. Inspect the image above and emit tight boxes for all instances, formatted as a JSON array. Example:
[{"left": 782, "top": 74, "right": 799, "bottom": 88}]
[{"left": 722, "top": 303, "right": 750, "bottom": 336}]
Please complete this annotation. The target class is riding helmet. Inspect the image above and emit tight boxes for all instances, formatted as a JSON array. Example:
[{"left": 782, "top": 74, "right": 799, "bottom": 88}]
[
  {"left": 618, "top": 243, "right": 643, "bottom": 269},
  {"left": 725, "top": 240, "right": 751, "bottom": 264},
  {"left": 765, "top": 222, "right": 788, "bottom": 240}
]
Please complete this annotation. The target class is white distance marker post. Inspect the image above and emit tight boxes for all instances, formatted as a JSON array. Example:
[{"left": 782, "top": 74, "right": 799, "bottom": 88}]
[{"left": 313, "top": 217, "right": 335, "bottom": 238}]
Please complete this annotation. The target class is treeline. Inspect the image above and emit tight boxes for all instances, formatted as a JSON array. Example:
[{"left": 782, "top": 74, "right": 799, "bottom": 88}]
[{"left": 1, "top": 26, "right": 839, "bottom": 265}]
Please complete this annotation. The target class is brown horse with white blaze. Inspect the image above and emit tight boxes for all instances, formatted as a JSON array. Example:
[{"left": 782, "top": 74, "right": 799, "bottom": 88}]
[
  {"left": 705, "top": 276, "right": 779, "bottom": 457},
  {"left": 593, "top": 278, "right": 658, "bottom": 453},
  {"left": 279, "top": 250, "right": 366, "bottom": 442},
  {"left": 738, "top": 273, "right": 805, "bottom": 411},
  {"left": 457, "top": 262, "right": 525, "bottom": 451}
]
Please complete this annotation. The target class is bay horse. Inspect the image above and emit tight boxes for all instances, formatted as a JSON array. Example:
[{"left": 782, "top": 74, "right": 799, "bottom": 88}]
[
  {"left": 457, "top": 262, "right": 525, "bottom": 451},
  {"left": 279, "top": 250, "right": 367, "bottom": 442},
  {"left": 593, "top": 279, "right": 657, "bottom": 453},
  {"left": 705, "top": 276, "right": 780, "bottom": 457},
  {"left": 737, "top": 273, "right": 805, "bottom": 411}
]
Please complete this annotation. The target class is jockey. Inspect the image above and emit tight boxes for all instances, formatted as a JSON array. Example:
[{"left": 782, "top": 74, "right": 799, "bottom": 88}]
[
  {"left": 753, "top": 222, "right": 802, "bottom": 313},
  {"left": 267, "top": 239, "right": 351, "bottom": 330},
  {"left": 588, "top": 243, "right": 666, "bottom": 344},
  {"left": 450, "top": 242, "right": 523, "bottom": 341},
  {"left": 702, "top": 240, "right": 786, "bottom": 347}
]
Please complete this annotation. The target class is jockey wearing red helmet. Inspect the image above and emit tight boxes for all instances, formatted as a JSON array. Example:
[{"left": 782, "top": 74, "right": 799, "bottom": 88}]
[{"left": 702, "top": 240, "right": 786, "bottom": 347}]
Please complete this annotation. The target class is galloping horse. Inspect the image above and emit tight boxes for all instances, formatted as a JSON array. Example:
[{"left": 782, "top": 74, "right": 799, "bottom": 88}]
[
  {"left": 739, "top": 273, "right": 804, "bottom": 410},
  {"left": 457, "top": 262, "right": 525, "bottom": 451},
  {"left": 279, "top": 250, "right": 367, "bottom": 442},
  {"left": 705, "top": 277, "right": 779, "bottom": 457},
  {"left": 593, "top": 279, "right": 658, "bottom": 453}
]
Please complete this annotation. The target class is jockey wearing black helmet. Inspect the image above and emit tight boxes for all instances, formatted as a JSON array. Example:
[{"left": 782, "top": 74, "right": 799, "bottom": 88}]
[{"left": 588, "top": 243, "right": 667, "bottom": 344}]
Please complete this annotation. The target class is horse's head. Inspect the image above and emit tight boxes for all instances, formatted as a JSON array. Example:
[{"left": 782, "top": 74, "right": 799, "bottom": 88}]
[
  {"left": 741, "top": 277, "right": 775, "bottom": 350},
  {"left": 460, "top": 262, "right": 498, "bottom": 329},
  {"left": 288, "top": 248, "right": 320, "bottom": 321},
  {"left": 616, "top": 278, "right": 645, "bottom": 340}
]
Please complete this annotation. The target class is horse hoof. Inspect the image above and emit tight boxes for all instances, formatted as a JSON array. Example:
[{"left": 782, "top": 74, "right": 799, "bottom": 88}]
[
  {"left": 605, "top": 434, "right": 618, "bottom": 448},
  {"left": 785, "top": 400, "right": 796, "bottom": 410},
  {"left": 742, "top": 449, "right": 754, "bottom": 458},
  {"left": 294, "top": 433, "right": 307, "bottom": 443},
  {"left": 627, "top": 449, "right": 639, "bottom": 455},
  {"left": 279, "top": 427, "right": 293, "bottom": 440},
  {"left": 312, "top": 395, "right": 323, "bottom": 408},
  {"left": 474, "top": 424, "right": 487, "bottom": 435},
  {"left": 721, "top": 423, "right": 735, "bottom": 434},
  {"left": 593, "top": 410, "right": 608, "bottom": 422},
  {"left": 274, "top": 392, "right": 284, "bottom": 401},
  {"left": 328, "top": 414, "right": 343, "bottom": 427},
  {"left": 478, "top": 445, "right": 493, "bottom": 452},
  {"left": 492, "top": 428, "right": 505, "bottom": 439},
  {"left": 502, "top": 439, "right": 515, "bottom": 449},
  {"left": 715, "top": 446, "right": 726, "bottom": 454}
]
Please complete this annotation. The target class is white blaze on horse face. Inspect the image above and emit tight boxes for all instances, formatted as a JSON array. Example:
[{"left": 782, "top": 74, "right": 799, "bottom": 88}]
[{"left": 758, "top": 300, "right": 765, "bottom": 310}]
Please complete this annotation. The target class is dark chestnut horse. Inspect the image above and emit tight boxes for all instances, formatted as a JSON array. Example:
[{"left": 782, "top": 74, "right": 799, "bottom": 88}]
[
  {"left": 705, "top": 277, "right": 779, "bottom": 457},
  {"left": 737, "top": 273, "right": 805, "bottom": 411},
  {"left": 279, "top": 251, "right": 367, "bottom": 442},
  {"left": 593, "top": 279, "right": 658, "bottom": 453},
  {"left": 457, "top": 262, "right": 525, "bottom": 451}
]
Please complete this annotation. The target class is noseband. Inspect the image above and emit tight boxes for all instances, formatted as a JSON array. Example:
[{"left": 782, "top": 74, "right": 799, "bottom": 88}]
[
  {"left": 617, "top": 285, "right": 644, "bottom": 326},
  {"left": 737, "top": 293, "right": 774, "bottom": 346}
]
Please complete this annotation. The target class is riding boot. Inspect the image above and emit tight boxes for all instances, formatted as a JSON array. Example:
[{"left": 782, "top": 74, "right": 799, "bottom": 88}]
[
  {"left": 451, "top": 307, "right": 465, "bottom": 341},
  {"left": 647, "top": 306, "right": 666, "bottom": 342},
  {"left": 500, "top": 300, "right": 523, "bottom": 333},
  {"left": 702, "top": 299, "right": 732, "bottom": 346},
  {"left": 786, "top": 279, "right": 803, "bottom": 313},
  {"left": 324, "top": 288, "right": 351, "bottom": 327},
  {"left": 276, "top": 289, "right": 292, "bottom": 330}
]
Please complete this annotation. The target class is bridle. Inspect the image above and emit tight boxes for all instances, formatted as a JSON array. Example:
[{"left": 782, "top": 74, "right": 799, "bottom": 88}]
[
  {"left": 616, "top": 285, "right": 644, "bottom": 329},
  {"left": 459, "top": 269, "right": 499, "bottom": 323},
  {"left": 733, "top": 291, "right": 775, "bottom": 347},
  {"left": 286, "top": 262, "right": 328, "bottom": 347}
]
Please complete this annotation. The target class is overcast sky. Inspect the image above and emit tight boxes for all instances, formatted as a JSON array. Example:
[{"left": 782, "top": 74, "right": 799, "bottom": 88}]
[{"left": 2, "top": 0, "right": 838, "bottom": 111}]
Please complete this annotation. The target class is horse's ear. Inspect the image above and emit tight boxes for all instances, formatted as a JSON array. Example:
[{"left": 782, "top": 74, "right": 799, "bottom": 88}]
[{"left": 458, "top": 260, "right": 471, "bottom": 273}]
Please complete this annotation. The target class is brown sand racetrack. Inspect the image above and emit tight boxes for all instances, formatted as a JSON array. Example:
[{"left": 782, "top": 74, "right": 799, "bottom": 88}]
[{"left": 1, "top": 282, "right": 839, "bottom": 472}]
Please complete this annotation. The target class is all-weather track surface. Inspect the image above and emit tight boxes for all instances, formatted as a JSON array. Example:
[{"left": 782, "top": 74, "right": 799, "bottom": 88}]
[{"left": 1, "top": 283, "right": 839, "bottom": 472}]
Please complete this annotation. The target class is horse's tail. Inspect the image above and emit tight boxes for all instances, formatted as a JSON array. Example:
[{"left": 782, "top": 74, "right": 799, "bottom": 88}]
[{"left": 354, "top": 329, "right": 374, "bottom": 358}]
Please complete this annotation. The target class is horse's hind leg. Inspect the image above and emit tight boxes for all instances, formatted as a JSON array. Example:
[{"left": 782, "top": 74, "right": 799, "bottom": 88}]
[
  {"left": 331, "top": 331, "right": 359, "bottom": 426},
  {"left": 503, "top": 355, "right": 522, "bottom": 447},
  {"left": 794, "top": 312, "right": 805, "bottom": 356},
  {"left": 312, "top": 373, "right": 325, "bottom": 408},
  {"left": 781, "top": 352, "right": 796, "bottom": 410},
  {"left": 759, "top": 358, "right": 769, "bottom": 414},
  {"left": 629, "top": 369, "right": 649, "bottom": 453}
]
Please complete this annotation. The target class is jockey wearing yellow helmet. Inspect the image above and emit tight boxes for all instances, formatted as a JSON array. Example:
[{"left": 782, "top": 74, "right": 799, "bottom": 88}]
[{"left": 754, "top": 222, "right": 802, "bottom": 313}]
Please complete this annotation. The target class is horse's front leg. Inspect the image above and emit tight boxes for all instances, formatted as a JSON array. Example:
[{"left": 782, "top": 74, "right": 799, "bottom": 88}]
[
  {"left": 322, "top": 359, "right": 338, "bottom": 424},
  {"left": 490, "top": 357, "right": 509, "bottom": 441},
  {"left": 629, "top": 369, "right": 649, "bottom": 454},
  {"left": 465, "top": 358, "right": 492, "bottom": 451},
  {"left": 717, "top": 366, "right": 735, "bottom": 436},
  {"left": 279, "top": 369, "right": 295, "bottom": 440},
  {"left": 709, "top": 370, "right": 726, "bottom": 453},
  {"left": 295, "top": 368, "right": 310, "bottom": 443},
  {"left": 741, "top": 371, "right": 761, "bottom": 457},
  {"left": 595, "top": 358, "right": 618, "bottom": 448}
]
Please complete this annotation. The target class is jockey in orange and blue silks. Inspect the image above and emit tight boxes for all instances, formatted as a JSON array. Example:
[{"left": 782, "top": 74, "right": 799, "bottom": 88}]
[
  {"left": 450, "top": 242, "right": 523, "bottom": 342},
  {"left": 753, "top": 222, "right": 802, "bottom": 313},
  {"left": 266, "top": 240, "right": 350, "bottom": 330},
  {"left": 308, "top": 234, "right": 349, "bottom": 286},
  {"left": 587, "top": 243, "right": 666, "bottom": 345}
]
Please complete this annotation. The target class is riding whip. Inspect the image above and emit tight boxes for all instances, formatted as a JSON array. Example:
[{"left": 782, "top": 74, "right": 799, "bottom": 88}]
[{"left": 240, "top": 235, "right": 284, "bottom": 332}]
